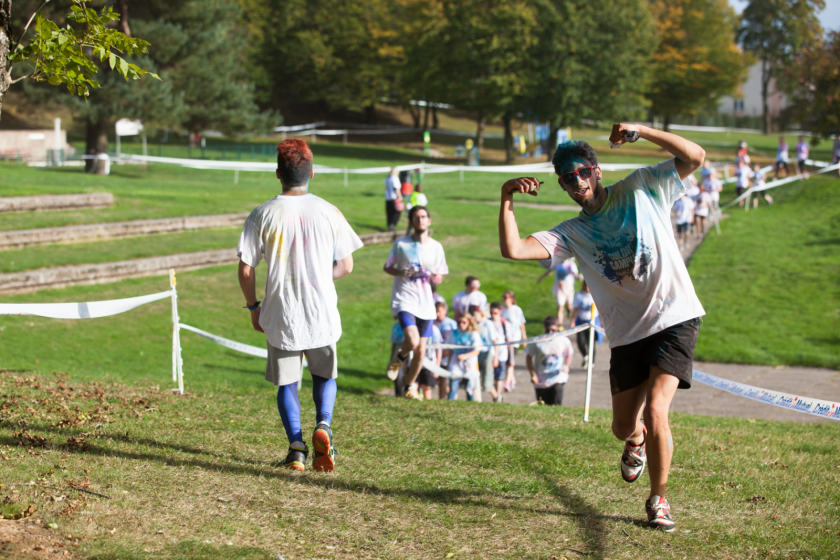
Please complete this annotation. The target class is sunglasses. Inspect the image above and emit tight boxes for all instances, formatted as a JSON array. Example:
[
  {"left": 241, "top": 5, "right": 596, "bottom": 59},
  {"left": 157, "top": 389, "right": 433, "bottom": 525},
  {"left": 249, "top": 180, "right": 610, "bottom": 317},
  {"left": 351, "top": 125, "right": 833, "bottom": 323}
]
[{"left": 560, "top": 165, "right": 598, "bottom": 186}]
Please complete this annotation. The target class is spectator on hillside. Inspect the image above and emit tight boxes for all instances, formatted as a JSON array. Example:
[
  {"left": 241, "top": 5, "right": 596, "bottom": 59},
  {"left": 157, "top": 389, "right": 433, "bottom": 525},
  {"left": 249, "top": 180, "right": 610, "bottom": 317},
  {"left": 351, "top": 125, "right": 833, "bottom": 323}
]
[
  {"left": 475, "top": 307, "right": 497, "bottom": 403},
  {"left": 444, "top": 313, "right": 482, "bottom": 401},
  {"left": 702, "top": 169, "right": 723, "bottom": 213},
  {"left": 417, "top": 323, "right": 443, "bottom": 401},
  {"left": 501, "top": 290, "right": 527, "bottom": 392},
  {"left": 776, "top": 136, "right": 790, "bottom": 179},
  {"left": 488, "top": 302, "right": 514, "bottom": 403},
  {"left": 672, "top": 193, "right": 694, "bottom": 250},
  {"left": 751, "top": 163, "right": 773, "bottom": 208},
  {"left": 385, "top": 167, "right": 404, "bottom": 231},
  {"left": 434, "top": 301, "right": 457, "bottom": 399},
  {"left": 693, "top": 188, "right": 711, "bottom": 236},
  {"left": 571, "top": 282, "right": 598, "bottom": 368},
  {"left": 452, "top": 276, "right": 488, "bottom": 315},
  {"left": 795, "top": 135, "right": 810, "bottom": 178},
  {"left": 526, "top": 316, "right": 573, "bottom": 406}
]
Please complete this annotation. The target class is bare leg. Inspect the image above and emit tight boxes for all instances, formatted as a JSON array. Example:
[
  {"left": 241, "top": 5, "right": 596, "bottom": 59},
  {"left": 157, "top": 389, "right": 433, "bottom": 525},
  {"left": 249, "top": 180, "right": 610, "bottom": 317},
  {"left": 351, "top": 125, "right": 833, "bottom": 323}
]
[
  {"left": 643, "top": 366, "right": 680, "bottom": 498},
  {"left": 611, "top": 384, "right": 646, "bottom": 446},
  {"left": 403, "top": 336, "right": 428, "bottom": 387},
  {"left": 438, "top": 378, "right": 449, "bottom": 399}
]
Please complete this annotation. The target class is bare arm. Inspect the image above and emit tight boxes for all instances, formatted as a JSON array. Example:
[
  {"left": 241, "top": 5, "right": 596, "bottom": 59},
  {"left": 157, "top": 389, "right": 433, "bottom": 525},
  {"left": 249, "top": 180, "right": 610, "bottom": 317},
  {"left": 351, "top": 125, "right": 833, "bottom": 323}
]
[
  {"left": 609, "top": 123, "right": 706, "bottom": 180},
  {"left": 537, "top": 269, "right": 552, "bottom": 284},
  {"left": 499, "top": 178, "right": 552, "bottom": 261},
  {"left": 333, "top": 255, "right": 354, "bottom": 279},
  {"left": 564, "top": 351, "right": 573, "bottom": 370},
  {"left": 526, "top": 355, "right": 538, "bottom": 385},
  {"left": 238, "top": 260, "right": 263, "bottom": 333}
]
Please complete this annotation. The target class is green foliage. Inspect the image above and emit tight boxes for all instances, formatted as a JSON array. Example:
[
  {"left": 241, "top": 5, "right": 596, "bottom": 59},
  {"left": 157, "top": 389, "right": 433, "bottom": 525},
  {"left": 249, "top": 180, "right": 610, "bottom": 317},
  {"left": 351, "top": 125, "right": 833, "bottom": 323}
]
[
  {"left": 648, "top": 0, "right": 749, "bottom": 125},
  {"left": 9, "top": 1, "right": 159, "bottom": 97}
]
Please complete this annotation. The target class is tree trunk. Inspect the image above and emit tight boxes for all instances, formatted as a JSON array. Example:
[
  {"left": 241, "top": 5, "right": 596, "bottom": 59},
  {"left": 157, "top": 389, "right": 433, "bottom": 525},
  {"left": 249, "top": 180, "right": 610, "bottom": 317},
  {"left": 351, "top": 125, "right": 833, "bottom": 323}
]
[
  {"left": 432, "top": 105, "right": 439, "bottom": 129},
  {"left": 0, "top": 0, "right": 12, "bottom": 121},
  {"left": 422, "top": 102, "right": 430, "bottom": 131},
  {"left": 476, "top": 112, "right": 485, "bottom": 149},
  {"left": 85, "top": 118, "right": 110, "bottom": 175},
  {"left": 409, "top": 104, "right": 421, "bottom": 128},
  {"left": 761, "top": 57, "right": 771, "bottom": 134},
  {"left": 364, "top": 104, "right": 377, "bottom": 124},
  {"left": 503, "top": 112, "right": 514, "bottom": 164},
  {"left": 548, "top": 123, "right": 559, "bottom": 162},
  {"left": 118, "top": 0, "right": 132, "bottom": 37},
  {"left": 663, "top": 114, "right": 671, "bottom": 133}
]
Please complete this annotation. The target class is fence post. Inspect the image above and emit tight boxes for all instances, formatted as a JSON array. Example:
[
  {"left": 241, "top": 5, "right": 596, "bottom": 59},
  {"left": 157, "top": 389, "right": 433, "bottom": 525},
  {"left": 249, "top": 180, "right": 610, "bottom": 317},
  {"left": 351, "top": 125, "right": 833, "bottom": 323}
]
[
  {"left": 170, "top": 269, "right": 184, "bottom": 394},
  {"left": 583, "top": 305, "right": 596, "bottom": 422}
]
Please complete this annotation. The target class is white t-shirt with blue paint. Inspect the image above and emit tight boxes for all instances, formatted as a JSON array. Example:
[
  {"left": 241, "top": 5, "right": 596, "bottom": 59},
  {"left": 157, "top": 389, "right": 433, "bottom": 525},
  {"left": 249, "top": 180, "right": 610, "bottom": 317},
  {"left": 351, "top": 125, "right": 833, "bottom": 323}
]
[
  {"left": 386, "top": 236, "right": 449, "bottom": 320},
  {"left": 531, "top": 158, "right": 705, "bottom": 348}
]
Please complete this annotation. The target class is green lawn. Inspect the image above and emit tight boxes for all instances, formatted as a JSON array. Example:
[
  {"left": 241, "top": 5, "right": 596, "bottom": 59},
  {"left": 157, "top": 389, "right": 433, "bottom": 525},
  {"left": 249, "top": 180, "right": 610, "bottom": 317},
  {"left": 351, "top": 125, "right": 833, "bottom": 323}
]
[
  {"left": 1, "top": 371, "right": 838, "bottom": 560},
  {"left": 691, "top": 173, "right": 840, "bottom": 369}
]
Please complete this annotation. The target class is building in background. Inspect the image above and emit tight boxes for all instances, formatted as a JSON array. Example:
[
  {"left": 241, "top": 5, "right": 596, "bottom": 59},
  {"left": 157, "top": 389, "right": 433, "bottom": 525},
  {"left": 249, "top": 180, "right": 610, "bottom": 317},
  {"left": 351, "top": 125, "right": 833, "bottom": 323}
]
[{"left": 717, "top": 62, "right": 787, "bottom": 118}]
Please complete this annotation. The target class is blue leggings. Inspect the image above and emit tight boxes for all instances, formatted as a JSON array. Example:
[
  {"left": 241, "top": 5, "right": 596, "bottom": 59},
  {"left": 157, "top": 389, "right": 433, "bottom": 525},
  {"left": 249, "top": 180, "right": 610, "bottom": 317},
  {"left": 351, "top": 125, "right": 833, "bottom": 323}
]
[{"left": 276, "top": 374, "right": 337, "bottom": 444}]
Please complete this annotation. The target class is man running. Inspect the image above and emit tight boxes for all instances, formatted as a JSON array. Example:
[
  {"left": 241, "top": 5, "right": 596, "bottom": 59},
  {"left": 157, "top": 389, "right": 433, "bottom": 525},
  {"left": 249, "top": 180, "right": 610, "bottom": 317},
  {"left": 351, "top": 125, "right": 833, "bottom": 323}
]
[
  {"left": 385, "top": 206, "right": 449, "bottom": 400},
  {"left": 238, "top": 138, "right": 363, "bottom": 472},
  {"left": 498, "top": 123, "right": 706, "bottom": 532}
]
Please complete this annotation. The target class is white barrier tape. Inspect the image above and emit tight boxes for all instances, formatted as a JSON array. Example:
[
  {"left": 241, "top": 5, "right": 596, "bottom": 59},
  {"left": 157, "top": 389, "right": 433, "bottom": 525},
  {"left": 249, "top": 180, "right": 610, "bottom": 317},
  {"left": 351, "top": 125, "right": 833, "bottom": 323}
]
[
  {"left": 430, "top": 323, "right": 591, "bottom": 350},
  {"left": 274, "top": 122, "right": 326, "bottom": 132},
  {"left": 179, "top": 323, "right": 268, "bottom": 358},
  {"left": 422, "top": 359, "right": 453, "bottom": 379},
  {"left": 693, "top": 370, "right": 840, "bottom": 421},
  {"left": 0, "top": 290, "right": 174, "bottom": 319},
  {"left": 722, "top": 165, "right": 774, "bottom": 184},
  {"left": 722, "top": 162, "right": 840, "bottom": 209}
]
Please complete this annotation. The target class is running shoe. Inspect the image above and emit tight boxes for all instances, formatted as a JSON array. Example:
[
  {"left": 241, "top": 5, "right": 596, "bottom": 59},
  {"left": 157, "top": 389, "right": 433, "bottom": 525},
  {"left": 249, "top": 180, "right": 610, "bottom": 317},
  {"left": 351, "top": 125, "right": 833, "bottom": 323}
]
[
  {"left": 645, "top": 495, "right": 676, "bottom": 532},
  {"left": 387, "top": 351, "right": 409, "bottom": 381},
  {"left": 279, "top": 441, "right": 308, "bottom": 471},
  {"left": 404, "top": 388, "right": 423, "bottom": 400},
  {"left": 620, "top": 426, "right": 647, "bottom": 483},
  {"left": 312, "top": 422, "right": 337, "bottom": 473}
]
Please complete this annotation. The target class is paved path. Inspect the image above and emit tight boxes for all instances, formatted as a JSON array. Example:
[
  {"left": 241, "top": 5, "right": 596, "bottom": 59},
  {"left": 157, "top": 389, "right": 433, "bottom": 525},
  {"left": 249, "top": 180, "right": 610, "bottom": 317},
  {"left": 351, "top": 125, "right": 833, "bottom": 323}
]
[{"left": 493, "top": 343, "right": 840, "bottom": 424}]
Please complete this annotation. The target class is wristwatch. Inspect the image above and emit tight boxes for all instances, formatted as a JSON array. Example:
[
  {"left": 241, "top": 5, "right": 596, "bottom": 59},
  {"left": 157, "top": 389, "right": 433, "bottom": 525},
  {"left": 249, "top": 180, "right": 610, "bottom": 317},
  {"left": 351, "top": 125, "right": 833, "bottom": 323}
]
[{"left": 244, "top": 300, "right": 261, "bottom": 310}]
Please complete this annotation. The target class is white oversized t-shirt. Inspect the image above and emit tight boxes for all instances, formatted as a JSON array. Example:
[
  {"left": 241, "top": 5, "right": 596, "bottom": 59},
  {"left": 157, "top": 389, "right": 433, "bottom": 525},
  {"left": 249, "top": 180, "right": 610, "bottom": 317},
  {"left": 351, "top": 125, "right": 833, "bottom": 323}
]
[
  {"left": 237, "top": 194, "right": 364, "bottom": 351},
  {"left": 526, "top": 336, "right": 573, "bottom": 388},
  {"left": 451, "top": 290, "right": 488, "bottom": 314},
  {"left": 531, "top": 158, "right": 705, "bottom": 348},
  {"left": 501, "top": 305, "right": 526, "bottom": 342},
  {"left": 385, "top": 236, "right": 448, "bottom": 320}
]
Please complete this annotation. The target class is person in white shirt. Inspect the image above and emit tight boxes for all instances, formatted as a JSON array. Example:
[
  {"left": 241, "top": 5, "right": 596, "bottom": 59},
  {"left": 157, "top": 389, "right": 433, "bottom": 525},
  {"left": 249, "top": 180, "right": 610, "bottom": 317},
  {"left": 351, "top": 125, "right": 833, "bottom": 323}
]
[
  {"left": 501, "top": 290, "right": 527, "bottom": 392},
  {"left": 751, "top": 163, "right": 773, "bottom": 209},
  {"left": 434, "top": 301, "right": 458, "bottom": 399},
  {"left": 776, "top": 136, "right": 790, "bottom": 179},
  {"left": 537, "top": 258, "right": 582, "bottom": 326},
  {"left": 385, "top": 167, "right": 404, "bottom": 231},
  {"left": 571, "top": 281, "right": 598, "bottom": 367},
  {"left": 795, "top": 135, "right": 810, "bottom": 176},
  {"left": 443, "top": 313, "right": 483, "bottom": 401},
  {"left": 451, "top": 276, "right": 488, "bottom": 315},
  {"left": 237, "top": 138, "right": 363, "bottom": 473},
  {"left": 736, "top": 160, "right": 751, "bottom": 208},
  {"left": 384, "top": 206, "right": 449, "bottom": 400},
  {"left": 416, "top": 323, "right": 443, "bottom": 400},
  {"left": 672, "top": 193, "right": 695, "bottom": 250},
  {"left": 498, "top": 122, "right": 706, "bottom": 532},
  {"left": 488, "top": 302, "right": 514, "bottom": 402},
  {"left": 525, "top": 316, "right": 572, "bottom": 405},
  {"left": 702, "top": 170, "right": 723, "bottom": 213},
  {"left": 693, "top": 189, "right": 712, "bottom": 236}
]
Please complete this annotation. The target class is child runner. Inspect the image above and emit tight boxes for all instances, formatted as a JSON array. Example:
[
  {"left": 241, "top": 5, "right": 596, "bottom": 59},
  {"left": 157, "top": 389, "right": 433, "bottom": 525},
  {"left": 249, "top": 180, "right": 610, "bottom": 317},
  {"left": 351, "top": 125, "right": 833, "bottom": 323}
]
[
  {"left": 538, "top": 258, "right": 581, "bottom": 326},
  {"left": 525, "top": 316, "right": 573, "bottom": 405},
  {"left": 237, "top": 138, "right": 363, "bottom": 472},
  {"left": 416, "top": 323, "right": 443, "bottom": 400},
  {"left": 385, "top": 206, "right": 449, "bottom": 400},
  {"left": 434, "top": 301, "right": 458, "bottom": 399},
  {"left": 488, "top": 301, "right": 514, "bottom": 403},
  {"left": 751, "top": 163, "right": 773, "bottom": 208},
  {"left": 444, "top": 313, "right": 482, "bottom": 401},
  {"left": 776, "top": 136, "right": 790, "bottom": 179},
  {"left": 672, "top": 193, "right": 694, "bottom": 250},
  {"left": 499, "top": 122, "right": 706, "bottom": 532},
  {"left": 571, "top": 281, "right": 597, "bottom": 367},
  {"left": 501, "top": 290, "right": 527, "bottom": 392},
  {"left": 475, "top": 307, "right": 496, "bottom": 403},
  {"left": 736, "top": 160, "right": 751, "bottom": 207},
  {"left": 693, "top": 188, "right": 711, "bottom": 236}
]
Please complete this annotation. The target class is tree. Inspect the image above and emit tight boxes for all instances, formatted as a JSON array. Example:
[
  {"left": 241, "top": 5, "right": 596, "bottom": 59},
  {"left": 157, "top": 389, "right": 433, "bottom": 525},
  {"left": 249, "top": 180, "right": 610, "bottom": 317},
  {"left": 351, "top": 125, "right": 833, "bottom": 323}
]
[
  {"left": 525, "top": 0, "right": 655, "bottom": 156},
  {"left": 0, "top": 0, "right": 158, "bottom": 120},
  {"left": 780, "top": 30, "right": 840, "bottom": 140},
  {"left": 738, "top": 0, "right": 824, "bottom": 133},
  {"left": 648, "top": 0, "right": 749, "bottom": 131}
]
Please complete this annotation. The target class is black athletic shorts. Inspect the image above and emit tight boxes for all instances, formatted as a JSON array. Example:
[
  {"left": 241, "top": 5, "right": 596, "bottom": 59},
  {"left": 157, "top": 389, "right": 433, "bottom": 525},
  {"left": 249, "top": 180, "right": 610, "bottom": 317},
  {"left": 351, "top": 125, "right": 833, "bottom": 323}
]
[
  {"left": 535, "top": 383, "right": 565, "bottom": 406},
  {"left": 676, "top": 223, "right": 689, "bottom": 234},
  {"left": 416, "top": 367, "right": 437, "bottom": 388},
  {"left": 608, "top": 317, "right": 700, "bottom": 396}
]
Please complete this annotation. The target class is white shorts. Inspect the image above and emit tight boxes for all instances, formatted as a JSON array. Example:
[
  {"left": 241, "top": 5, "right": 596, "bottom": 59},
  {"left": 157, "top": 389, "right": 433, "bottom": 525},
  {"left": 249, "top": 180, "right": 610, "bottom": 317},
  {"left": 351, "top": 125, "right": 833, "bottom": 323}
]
[
  {"left": 266, "top": 343, "right": 337, "bottom": 386},
  {"left": 553, "top": 280, "right": 575, "bottom": 307}
]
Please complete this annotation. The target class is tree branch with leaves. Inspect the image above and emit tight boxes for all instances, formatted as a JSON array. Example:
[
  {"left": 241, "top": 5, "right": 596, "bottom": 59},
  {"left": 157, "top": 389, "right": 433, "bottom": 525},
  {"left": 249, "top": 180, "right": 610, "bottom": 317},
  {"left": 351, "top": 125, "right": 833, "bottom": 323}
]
[{"left": 0, "top": 0, "right": 159, "bottom": 119}]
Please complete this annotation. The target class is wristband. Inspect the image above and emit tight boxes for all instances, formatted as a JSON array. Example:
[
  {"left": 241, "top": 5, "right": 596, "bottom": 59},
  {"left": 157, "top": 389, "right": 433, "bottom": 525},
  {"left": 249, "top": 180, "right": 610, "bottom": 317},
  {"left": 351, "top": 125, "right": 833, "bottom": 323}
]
[{"left": 245, "top": 301, "right": 261, "bottom": 310}]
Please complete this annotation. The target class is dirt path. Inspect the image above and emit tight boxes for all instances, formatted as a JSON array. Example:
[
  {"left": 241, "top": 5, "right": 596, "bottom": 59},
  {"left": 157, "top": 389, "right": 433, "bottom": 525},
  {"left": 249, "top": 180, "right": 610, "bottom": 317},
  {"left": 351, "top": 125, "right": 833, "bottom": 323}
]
[{"left": 492, "top": 344, "right": 840, "bottom": 424}]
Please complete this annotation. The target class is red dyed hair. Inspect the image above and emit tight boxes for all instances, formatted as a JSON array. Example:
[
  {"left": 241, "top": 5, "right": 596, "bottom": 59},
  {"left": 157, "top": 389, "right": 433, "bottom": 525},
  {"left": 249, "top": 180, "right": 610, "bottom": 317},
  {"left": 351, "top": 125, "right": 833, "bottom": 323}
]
[{"left": 276, "top": 139, "right": 313, "bottom": 187}]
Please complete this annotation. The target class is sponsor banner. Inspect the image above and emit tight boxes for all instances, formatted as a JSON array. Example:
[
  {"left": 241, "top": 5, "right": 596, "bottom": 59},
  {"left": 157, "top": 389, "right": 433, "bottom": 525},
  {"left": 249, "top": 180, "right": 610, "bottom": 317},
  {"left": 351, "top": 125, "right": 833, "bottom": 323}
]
[
  {"left": 0, "top": 290, "right": 174, "bottom": 319},
  {"left": 430, "top": 323, "right": 591, "bottom": 350},
  {"left": 179, "top": 323, "right": 268, "bottom": 358},
  {"left": 693, "top": 370, "right": 840, "bottom": 421}
]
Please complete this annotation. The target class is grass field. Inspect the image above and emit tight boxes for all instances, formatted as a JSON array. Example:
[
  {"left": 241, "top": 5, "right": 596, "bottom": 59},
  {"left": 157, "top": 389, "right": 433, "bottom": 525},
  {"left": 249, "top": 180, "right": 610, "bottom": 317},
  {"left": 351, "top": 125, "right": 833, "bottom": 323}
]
[{"left": 1, "top": 371, "right": 838, "bottom": 560}]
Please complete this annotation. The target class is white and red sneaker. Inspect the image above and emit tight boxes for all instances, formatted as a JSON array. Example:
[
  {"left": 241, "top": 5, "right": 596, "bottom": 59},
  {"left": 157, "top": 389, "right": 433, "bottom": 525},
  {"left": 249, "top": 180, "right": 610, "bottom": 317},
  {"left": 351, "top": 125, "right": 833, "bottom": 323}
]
[
  {"left": 620, "top": 426, "right": 647, "bottom": 483},
  {"left": 645, "top": 495, "right": 675, "bottom": 532}
]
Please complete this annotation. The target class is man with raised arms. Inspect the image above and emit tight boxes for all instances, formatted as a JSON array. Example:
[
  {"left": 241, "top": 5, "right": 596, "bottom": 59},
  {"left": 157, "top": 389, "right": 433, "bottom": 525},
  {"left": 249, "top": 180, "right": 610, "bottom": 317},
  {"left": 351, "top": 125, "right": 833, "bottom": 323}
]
[
  {"left": 385, "top": 206, "right": 449, "bottom": 400},
  {"left": 498, "top": 123, "right": 706, "bottom": 532},
  {"left": 238, "top": 139, "right": 363, "bottom": 472}
]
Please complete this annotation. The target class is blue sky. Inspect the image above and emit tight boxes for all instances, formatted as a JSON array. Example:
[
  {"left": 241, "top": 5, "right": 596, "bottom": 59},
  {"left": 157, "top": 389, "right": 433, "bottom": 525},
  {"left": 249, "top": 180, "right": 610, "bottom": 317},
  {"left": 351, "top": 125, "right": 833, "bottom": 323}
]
[{"left": 729, "top": 0, "right": 840, "bottom": 32}]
